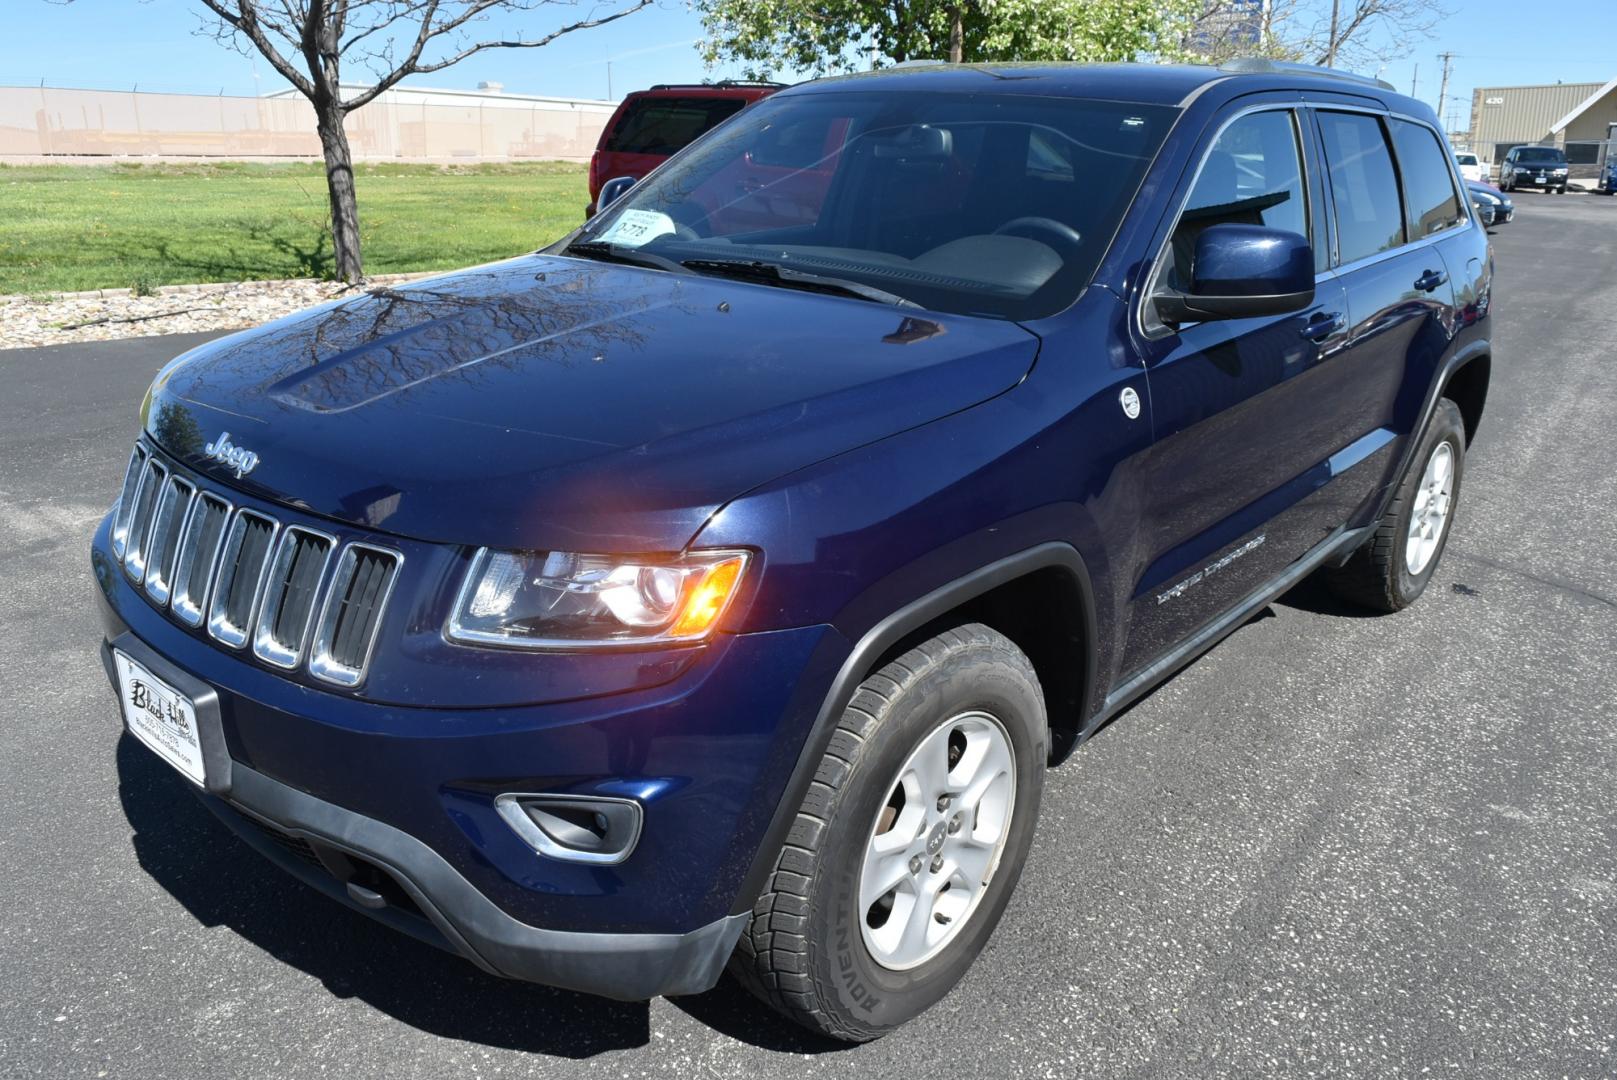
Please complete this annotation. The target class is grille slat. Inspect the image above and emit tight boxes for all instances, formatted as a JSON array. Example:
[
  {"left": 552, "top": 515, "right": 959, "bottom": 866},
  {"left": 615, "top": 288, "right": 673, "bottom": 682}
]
[
  {"left": 252, "top": 528, "right": 334, "bottom": 669},
  {"left": 142, "top": 477, "right": 196, "bottom": 606},
  {"left": 121, "top": 458, "right": 168, "bottom": 584},
  {"left": 110, "top": 445, "right": 149, "bottom": 560},
  {"left": 112, "top": 441, "right": 398, "bottom": 686},
  {"left": 309, "top": 545, "right": 401, "bottom": 687},
  {"left": 207, "top": 511, "right": 280, "bottom": 649},
  {"left": 170, "top": 493, "right": 231, "bottom": 628}
]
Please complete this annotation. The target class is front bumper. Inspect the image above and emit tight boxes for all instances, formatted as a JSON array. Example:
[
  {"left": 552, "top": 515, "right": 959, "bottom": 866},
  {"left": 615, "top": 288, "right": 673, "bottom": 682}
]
[
  {"left": 93, "top": 513, "right": 847, "bottom": 1000},
  {"left": 105, "top": 627, "right": 745, "bottom": 998},
  {"left": 1511, "top": 173, "right": 1567, "bottom": 189}
]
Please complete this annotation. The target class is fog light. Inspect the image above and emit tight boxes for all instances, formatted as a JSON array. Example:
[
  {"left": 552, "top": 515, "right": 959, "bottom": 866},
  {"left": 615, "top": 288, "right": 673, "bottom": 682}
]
[{"left": 494, "top": 793, "right": 643, "bottom": 865}]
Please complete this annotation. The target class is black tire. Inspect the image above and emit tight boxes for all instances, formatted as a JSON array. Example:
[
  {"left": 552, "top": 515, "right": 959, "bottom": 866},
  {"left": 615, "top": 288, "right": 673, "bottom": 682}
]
[
  {"left": 729, "top": 623, "right": 1046, "bottom": 1042},
  {"left": 1323, "top": 398, "right": 1465, "bottom": 613}
]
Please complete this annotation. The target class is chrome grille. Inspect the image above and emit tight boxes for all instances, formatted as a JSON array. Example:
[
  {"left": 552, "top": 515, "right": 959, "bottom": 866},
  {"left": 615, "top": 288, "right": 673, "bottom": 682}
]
[
  {"left": 309, "top": 544, "right": 401, "bottom": 687},
  {"left": 121, "top": 457, "right": 168, "bottom": 583},
  {"left": 208, "top": 510, "right": 279, "bottom": 649},
  {"left": 170, "top": 492, "right": 231, "bottom": 628},
  {"left": 110, "top": 441, "right": 400, "bottom": 687},
  {"left": 252, "top": 527, "right": 334, "bottom": 668},
  {"left": 110, "top": 444, "right": 149, "bottom": 560},
  {"left": 142, "top": 475, "right": 196, "bottom": 606}
]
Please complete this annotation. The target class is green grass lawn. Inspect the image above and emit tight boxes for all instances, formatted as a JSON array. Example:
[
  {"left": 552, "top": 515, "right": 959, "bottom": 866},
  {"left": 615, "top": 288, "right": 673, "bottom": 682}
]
[{"left": 0, "top": 160, "right": 589, "bottom": 295}]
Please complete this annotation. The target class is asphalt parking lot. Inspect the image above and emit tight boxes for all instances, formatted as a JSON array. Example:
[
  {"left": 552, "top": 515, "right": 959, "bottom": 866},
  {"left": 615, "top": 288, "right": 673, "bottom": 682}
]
[{"left": 2, "top": 193, "right": 1614, "bottom": 1079}]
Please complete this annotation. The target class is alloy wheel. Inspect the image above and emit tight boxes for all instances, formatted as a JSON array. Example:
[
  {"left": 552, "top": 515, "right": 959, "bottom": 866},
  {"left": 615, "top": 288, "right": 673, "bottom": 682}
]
[
  {"left": 1406, "top": 440, "right": 1455, "bottom": 576},
  {"left": 857, "top": 711, "right": 1016, "bottom": 971}
]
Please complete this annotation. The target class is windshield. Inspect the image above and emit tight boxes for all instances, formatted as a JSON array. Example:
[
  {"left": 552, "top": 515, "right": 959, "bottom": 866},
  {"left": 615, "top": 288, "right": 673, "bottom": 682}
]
[
  {"left": 1455, "top": 153, "right": 1478, "bottom": 165},
  {"left": 577, "top": 91, "right": 1177, "bottom": 320},
  {"left": 1515, "top": 147, "right": 1565, "bottom": 163}
]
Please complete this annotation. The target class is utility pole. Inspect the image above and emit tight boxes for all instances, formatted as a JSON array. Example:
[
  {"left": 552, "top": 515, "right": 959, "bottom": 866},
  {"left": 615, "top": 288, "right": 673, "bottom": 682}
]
[
  {"left": 1410, "top": 64, "right": 1418, "bottom": 98},
  {"left": 1324, "top": 0, "right": 1340, "bottom": 66},
  {"left": 1436, "top": 51, "right": 1455, "bottom": 125}
]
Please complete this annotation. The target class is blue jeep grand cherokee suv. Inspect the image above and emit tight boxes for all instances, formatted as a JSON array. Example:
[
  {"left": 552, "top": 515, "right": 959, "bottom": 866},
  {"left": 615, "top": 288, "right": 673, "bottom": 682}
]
[{"left": 92, "top": 60, "right": 1491, "bottom": 1041}]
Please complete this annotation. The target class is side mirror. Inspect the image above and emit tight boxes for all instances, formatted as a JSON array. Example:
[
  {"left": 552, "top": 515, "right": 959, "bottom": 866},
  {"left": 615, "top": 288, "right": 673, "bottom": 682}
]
[
  {"left": 597, "top": 175, "right": 637, "bottom": 212},
  {"left": 1155, "top": 223, "right": 1314, "bottom": 325}
]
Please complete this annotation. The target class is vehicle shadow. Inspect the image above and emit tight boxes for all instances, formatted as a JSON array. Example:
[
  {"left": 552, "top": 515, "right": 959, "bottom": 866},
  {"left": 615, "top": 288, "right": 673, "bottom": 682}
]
[
  {"left": 116, "top": 734, "right": 650, "bottom": 1057},
  {"left": 666, "top": 979, "right": 853, "bottom": 1054},
  {"left": 116, "top": 733, "right": 850, "bottom": 1057},
  {"left": 1272, "top": 574, "right": 1384, "bottom": 618}
]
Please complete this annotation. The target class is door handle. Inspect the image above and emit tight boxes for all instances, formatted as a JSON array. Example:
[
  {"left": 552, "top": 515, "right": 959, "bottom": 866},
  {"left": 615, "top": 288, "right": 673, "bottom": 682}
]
[
  {"left": 1414, "top": 269, "right": 1449, "bottom": 293},
  {"left": 1302, "top": 311, "right": 1345, "bottom": 342}
]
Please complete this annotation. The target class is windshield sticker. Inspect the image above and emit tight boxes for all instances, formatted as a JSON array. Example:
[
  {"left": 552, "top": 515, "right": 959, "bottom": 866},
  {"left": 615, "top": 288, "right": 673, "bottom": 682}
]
[{"left": 598, "top": 209, "right": 676, "bottom": 248}]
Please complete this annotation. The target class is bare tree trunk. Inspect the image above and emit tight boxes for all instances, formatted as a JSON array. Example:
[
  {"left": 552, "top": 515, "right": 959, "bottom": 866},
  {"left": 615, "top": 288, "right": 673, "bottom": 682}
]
[
  {"left": 315, "top": 106, "right": 363, "bottom": 283},
  {"left": 948, "top": 4, "right": 964, "bottom": 63}
]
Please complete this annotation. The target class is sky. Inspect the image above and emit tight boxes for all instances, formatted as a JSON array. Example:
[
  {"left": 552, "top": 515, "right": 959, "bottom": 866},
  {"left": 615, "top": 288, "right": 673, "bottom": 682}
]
[{"left": 2, "top": 0, "right": 1613, "bottom": 132}]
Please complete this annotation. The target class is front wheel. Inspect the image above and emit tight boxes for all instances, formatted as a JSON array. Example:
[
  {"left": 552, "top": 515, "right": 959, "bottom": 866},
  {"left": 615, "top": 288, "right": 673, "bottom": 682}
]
[
  {"left": 1323, "top": 398, "right": 1465, "bottom": 612},
  {"left": 729, "top": 623, "right": 1046, "bottom": 1041}
]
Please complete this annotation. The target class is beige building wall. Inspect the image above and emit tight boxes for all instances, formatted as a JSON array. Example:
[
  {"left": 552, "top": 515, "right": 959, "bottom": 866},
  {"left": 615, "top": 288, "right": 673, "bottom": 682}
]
[
  {"left": 1563, "top": 100, "right": 1617, "bottom": 143},
  {"left": 0, "top": 85, "right": 614, "bottom": 161},
  {"left": 1468, "top": 81, "right": 1602, "bottom": 163}
]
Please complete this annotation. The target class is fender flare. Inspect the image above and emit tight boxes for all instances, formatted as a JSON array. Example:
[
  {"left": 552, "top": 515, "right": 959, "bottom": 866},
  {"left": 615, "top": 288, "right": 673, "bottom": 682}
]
[
  {"left": 728, "top": 541, "right": 1097, "bottom": 916},
  {"left": 1363, "top": 340, "right": 1491, "bottom": 530}
]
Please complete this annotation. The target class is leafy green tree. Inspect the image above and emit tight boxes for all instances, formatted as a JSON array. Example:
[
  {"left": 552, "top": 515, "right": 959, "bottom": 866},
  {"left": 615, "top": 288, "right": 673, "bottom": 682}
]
[{"left": 699, "top": 0, "right": 1200, "bottom": 77}]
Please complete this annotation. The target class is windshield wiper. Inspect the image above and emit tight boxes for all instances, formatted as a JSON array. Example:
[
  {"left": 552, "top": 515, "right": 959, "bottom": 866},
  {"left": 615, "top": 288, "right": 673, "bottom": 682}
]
[
  {"left": 564, "top": 239, "right": 685, "bottom": 274},
  {"left": 680, "top": 258, "right": 918, "bottom": 308}
]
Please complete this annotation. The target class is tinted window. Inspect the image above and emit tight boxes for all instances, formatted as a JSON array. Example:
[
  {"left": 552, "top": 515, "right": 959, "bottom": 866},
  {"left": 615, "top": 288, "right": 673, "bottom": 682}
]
[
  {"left": 1318, "top": 112, "right": 1405, "bottom": 264},
  {"left": 1455, "top": 152, "right": 1478, "bottom": 166},
  {"left": 1391, "top": 120, "right": 1465, "bottom": 237},
  {"left": 605, "top": 97, "right": 746, "bottom": 155},
  {"left": 584, "top": 93, "right": 1176, "bottom": 320},
  {"left": 1169, "top": 110, "right": 1309, "bottom": 289}
]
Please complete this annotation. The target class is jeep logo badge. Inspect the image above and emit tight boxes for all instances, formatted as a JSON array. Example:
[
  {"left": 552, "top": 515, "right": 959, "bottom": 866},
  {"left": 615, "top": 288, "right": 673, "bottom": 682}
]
[
  {"left": 204, "top": 431, "right": 261, "bottom": 479},
  {"left": 1119, "top": 386, "right": 1142, "bottom": 420}
]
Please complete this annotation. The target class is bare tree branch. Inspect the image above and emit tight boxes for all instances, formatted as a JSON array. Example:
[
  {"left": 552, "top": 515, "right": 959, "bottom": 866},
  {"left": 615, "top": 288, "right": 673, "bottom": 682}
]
[
  {"left": 347, "top": 0, "right": 652, "bottom": 107},
  {"left": 196, "top": 0, "right": 315, "bottom": 96},
  {"left": 186, "top": 0, "right": 652, "bottom": 280}
]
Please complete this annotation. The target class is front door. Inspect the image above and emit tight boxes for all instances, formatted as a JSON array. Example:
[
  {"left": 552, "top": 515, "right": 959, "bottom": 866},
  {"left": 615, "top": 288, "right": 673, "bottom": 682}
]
[{"left": 1122, "top": 104, "right": 1356, "bottom": 674}]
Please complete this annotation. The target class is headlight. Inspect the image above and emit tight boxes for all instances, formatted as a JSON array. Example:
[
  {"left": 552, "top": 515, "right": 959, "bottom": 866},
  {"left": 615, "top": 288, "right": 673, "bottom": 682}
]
[{"left": 446, "top": 548, "right": 749, "bottom": 649}]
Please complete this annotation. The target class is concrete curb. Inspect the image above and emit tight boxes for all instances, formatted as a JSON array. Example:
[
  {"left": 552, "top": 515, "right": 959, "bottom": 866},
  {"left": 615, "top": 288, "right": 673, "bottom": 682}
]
[{"left": 5, "top": 270, "right": 442, "bottom": 304}]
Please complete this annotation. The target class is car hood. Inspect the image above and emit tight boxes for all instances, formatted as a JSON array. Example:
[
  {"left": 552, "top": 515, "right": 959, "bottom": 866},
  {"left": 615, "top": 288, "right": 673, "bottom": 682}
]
[{"left": 145, "top": 254, "right": 1040, "bottom": 551}]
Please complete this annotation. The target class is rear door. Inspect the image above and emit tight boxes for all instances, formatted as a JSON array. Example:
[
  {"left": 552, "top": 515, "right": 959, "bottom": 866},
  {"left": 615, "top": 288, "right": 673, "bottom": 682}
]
[
  {"left": 1122, "top": 101, "right": 1354, "bottom": 672},
  {"left": 1310, "top": 108, "right": 1460, "bottom": 521}
]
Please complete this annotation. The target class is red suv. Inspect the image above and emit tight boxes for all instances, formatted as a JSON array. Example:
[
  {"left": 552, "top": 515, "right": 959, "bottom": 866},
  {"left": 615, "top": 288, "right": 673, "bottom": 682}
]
[{"left": 587, "top": 81, "right": 783, "bottom": 215}]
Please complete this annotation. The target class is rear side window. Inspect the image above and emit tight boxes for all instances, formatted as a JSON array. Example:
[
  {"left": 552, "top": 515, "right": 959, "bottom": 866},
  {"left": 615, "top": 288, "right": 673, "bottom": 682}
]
[
  {"left": 1169, "top": 109, "right": 1309, "bottom": 289},
  {"left": 1391, "top": 120, "right": 1465, "bottom": 237},
  {"left": 604, "top": 97, "right": 746, "bottom": 155},
  {"left": 1318, "top": 112, "right": 1405, "bottom": 265}
]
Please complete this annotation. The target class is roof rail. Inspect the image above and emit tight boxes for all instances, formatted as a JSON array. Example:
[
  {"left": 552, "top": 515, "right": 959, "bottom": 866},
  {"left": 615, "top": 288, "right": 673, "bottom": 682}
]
[
  {"left": 646, "top": 79, "right": 787, "bottom": 91},
  {"left": 1219, "top": 57, "right": 1397, "bottom": 93}
]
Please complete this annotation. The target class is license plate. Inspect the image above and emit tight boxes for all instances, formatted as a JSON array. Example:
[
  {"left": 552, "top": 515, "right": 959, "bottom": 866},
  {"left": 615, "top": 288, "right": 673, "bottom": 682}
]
[
  {"left": 113, "top": 650, "right": 206, "bottom": 786},
  {"left": 1536, "top": 174, "right": 1547, "bottom": 182}
]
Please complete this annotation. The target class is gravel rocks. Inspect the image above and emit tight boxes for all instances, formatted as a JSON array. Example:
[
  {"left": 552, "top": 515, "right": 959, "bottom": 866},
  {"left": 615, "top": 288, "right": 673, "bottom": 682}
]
[{"left": 0, "top": 272, "right": 437, "bottom": 350}]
